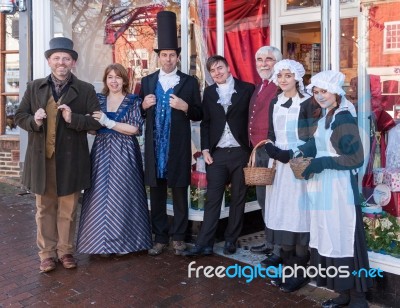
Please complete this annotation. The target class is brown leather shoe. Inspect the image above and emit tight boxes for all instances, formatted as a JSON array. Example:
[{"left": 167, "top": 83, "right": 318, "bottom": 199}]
[
  {"left": 59, "top": 254, "right": 77, "bottom": 269},
  {"left": 148, "top": 243, "right": 167, "bottom": 256},
  {"left": 172, "top": 241, "right": 186, "bottom": 255},
  {"left": 40, "top": 257, "right": 56, "bottom": 273}
]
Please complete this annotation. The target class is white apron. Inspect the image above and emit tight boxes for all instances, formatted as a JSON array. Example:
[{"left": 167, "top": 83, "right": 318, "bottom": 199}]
[
  {"left": 307, "top": 114, "right": 356, "bottom": 258},
  {"left": 265, "top": 94, "right": 310, "bottom": 233}
]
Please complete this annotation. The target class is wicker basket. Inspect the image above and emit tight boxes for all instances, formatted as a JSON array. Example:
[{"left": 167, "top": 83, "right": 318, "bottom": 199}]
[
  {"left": 289, "top": 155, "right": 313, "bottom": 180},
  {"left": 244, "top": 140, "right": 276, "bottom": 186}
]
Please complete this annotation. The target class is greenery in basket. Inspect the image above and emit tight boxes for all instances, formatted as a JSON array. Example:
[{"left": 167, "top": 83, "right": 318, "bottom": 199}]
[{"left": 363, "top": 212, "right": 400, "bottom": 257}]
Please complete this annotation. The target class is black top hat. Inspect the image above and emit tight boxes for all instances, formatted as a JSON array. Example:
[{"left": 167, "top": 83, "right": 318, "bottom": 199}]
[
  {"left": 153, "top": 11, "right": 181, "bottom": 54},
  {"left": 44, "top": 37, "right": 78, "bottom": 61}
]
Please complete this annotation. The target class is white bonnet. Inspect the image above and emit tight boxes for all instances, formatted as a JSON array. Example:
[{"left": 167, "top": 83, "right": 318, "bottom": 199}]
[
  {"left": 271, "top": 59, "right": 306, "bottom": 93},
  {"left": 306, "top": 70, "right": 346, "bottom": 96}
]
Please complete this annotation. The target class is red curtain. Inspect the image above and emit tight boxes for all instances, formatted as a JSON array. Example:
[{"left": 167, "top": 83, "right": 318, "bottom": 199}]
[{"left": 203, "top": 0, "right": 269, "bottom": 84}]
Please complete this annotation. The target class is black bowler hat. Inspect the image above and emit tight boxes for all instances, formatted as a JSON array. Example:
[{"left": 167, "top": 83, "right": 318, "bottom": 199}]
[
  {"left": 44, "top": 37, "right": 78, "bottom": 61},
  {"left": 153, "top": 11, "right": 181, "bottom": 54}
]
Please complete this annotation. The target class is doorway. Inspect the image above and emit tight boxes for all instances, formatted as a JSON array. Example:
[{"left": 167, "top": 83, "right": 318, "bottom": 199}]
[
  {"left": 282, "top": 21, "right": 321, "bottom": 83},
  {"left": 281, "top": 18, "right": 358, "bottom": 96}
]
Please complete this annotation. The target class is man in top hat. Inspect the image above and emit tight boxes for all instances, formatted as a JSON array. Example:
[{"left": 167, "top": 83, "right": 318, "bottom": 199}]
[
  {"left": 139, "top": 11, "right": 202, "bottom": 256},
  {"left": 15, "top": 37, "right": 102, "bottom": 272}
]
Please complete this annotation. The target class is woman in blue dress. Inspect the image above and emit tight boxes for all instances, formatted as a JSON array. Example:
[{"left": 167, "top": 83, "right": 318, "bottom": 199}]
[{"left": 77, "top": 63, "right": 152, "bottom": 255}]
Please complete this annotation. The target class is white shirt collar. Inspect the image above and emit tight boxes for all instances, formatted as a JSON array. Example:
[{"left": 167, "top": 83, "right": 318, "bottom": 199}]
[
  {"left": 216, "top": 74, "right": 234, "bottom": 89},
  {"left": 159, "top": 67, "right": 178, "bottom": 77}
]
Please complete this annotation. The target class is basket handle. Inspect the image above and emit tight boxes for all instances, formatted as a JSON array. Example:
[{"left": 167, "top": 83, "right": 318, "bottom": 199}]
[
  {"left": 248, "top": 140, "right": 266, "bottom": 167},
  {"left": 248, "top": 140, "right": 276, "bottom": 168},
  {"left": 293, "top": 149, "right": 304, "bottom": 158}
]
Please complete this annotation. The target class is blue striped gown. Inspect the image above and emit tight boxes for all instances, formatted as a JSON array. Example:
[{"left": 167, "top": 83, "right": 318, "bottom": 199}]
[{"left": 77, "top": 94, "right": 152, "bottom": 254}]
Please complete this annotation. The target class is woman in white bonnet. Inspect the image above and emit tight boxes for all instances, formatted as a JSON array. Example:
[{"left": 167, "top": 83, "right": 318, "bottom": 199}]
[
  {"left": 301, "top": 70, "right": 372, "bottom": 308},
  {"left": 264, "top": 59, "right": 320, "bottom": 292}
]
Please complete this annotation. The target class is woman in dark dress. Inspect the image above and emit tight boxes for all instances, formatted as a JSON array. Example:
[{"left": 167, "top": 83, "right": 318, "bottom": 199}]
[
  {"left": 77, "top": 64, "right": 152, "bottom": 256},
  {"left": 264, "top": 59, "right": 319, "bottom": 292},
  {"left": 301, "top": 70, "right": 372, "bottom": 308}
]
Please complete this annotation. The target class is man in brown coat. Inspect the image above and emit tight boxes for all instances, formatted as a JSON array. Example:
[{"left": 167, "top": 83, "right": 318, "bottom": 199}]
[{"left": 15, "top": 37, "right": 101, "bottom": 272}]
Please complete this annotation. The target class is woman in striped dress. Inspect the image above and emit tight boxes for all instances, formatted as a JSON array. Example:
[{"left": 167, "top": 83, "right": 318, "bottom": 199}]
[{"left": 77, "top": 64, "right": 152, "bottom": 256}]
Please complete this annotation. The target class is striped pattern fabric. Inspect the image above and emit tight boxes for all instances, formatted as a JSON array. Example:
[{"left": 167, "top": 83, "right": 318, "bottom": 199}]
[{"left": 77, "top": 94, "right": 152, "bottom": 254}]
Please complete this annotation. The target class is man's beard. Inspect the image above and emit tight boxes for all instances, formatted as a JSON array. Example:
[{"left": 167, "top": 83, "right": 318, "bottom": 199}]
[{"left": 258, "top": 69, "right": 272, "bottom": 80}]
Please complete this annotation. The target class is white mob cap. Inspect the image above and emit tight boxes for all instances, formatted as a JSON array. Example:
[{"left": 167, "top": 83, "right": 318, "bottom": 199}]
[
  {"left": 306, "top": 70, "right": 346, "bottom": 96},
  {"left": 271, "top": 59, "right": 306, "bottom": 93}
]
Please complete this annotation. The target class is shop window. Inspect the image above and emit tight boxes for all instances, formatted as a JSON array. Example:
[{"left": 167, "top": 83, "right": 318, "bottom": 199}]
[
  {"left": 0, "top": 13, "right": 19, "bottom": 135},
  {"left": 382, "top": 79, "right": 400, "bottom": 95},
  {"left": 383, "top": 21, "right": 400, "bottom": 53}
]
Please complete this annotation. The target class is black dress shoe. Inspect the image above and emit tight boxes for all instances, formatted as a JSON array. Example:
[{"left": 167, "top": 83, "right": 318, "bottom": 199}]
[
  {"left": 182, "top": 245, "right": 213, "bottom": 257},
  {"left": 321, "top": 298, "right": 349, "bottom": 308},
  {"left": 270, "top": 277, "right": 282, "bottom": 287},
  {"left": 223, "top": 241, "right": 236, "bottom": 255},
  {"left": 280, "top": 276, "right": 310, "bottom": 293},
  {"left": 260, "top": 254, "right": 283, "bottom": 267},
  {"left": 250, "top": 243, "right": 273, "bottom": 255}
]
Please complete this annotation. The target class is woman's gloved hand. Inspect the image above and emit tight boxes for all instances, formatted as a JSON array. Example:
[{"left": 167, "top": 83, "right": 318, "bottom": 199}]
[
  {"left": 265, "top": 143, "right": 292, "bottom": 164},
  {"left": 301, "top": 157, "right": 326, "bottom": 180}
]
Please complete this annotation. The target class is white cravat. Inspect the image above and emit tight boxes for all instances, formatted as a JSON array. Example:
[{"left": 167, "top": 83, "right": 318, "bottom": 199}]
[
  {"left": 215, "top": 75, "right": 240, "bottom": 148},
  {"left": 159, "top": 67, "right": 180, "bottom": 92},
  {"left": 216, "top": 75, "right": 236, "bottom": 108}
]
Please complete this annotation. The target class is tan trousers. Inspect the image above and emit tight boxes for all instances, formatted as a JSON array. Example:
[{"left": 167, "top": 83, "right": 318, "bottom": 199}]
[{"left": 35, "top": 155, "right": 80, "bottom": 260}]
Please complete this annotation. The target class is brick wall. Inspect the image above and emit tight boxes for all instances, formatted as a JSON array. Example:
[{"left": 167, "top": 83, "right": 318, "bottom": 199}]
[{"left": 0, "top": 136, "right": 20, "bottom": 179}]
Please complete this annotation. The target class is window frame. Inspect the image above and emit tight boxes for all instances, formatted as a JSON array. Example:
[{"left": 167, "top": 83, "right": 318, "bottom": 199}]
[
  {"left": 0, "top": 13, "right": 20, "bottom": 135},
  {"left": 383, "top": 21, "right": 400, "bottom": 53}
]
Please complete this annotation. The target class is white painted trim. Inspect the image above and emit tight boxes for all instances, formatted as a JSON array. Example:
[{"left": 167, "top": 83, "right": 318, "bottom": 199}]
[
  {"left": 357, "top": 4, "right": 371, "bottom": 184},
  {"left": 275, "top": 2, "right": 359, "bottom": 26},
  {"left": 180, "top": 0, "right": 189, "bottom": 74},
  {"left": 32, "top": 0, "right": 52, "bottom": 79},
  {"left": 331, "top": 1, "right": 340, "bottom": 71},
  {"left": 368, "top": 251, "right": 400, "bottom": 275},
  {"left": 216, "top": 0, "right": 224, "bottom": 56},
  {"left": 269, "top": 1, "right": 280, "bottom": 49}
]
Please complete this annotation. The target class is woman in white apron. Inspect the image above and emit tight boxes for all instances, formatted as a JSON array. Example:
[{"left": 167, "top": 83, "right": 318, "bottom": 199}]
[
  {"left": 264, "top": 60, "right": 319, "bottom": 292},
  {"left": 301, "top": 71, "right": 372, "bottom": 308}
]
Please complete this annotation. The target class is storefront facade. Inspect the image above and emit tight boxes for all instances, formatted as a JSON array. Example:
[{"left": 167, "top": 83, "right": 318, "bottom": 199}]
[{"left": 0, "top": 0, "right": 399, "bottom": 304}]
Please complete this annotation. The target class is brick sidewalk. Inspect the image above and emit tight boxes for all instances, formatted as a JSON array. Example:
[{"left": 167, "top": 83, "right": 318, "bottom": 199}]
[{"left": 0, "top": 182, "right": 375, "bottom": 307}]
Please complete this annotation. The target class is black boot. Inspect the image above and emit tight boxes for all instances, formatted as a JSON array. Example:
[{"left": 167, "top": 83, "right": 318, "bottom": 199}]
[
  {"left": 280, "top": 249, "right": 294, "bottom": 266},
  {"left": 279, "top": 275, "right": 310, "bottom": 293},
  {"left": 321, "top": 290, "right": 350, "bottom": 308},
  {"left": 284, "top": 251, "right": 310, "bottom": 267},
  {"left": 348, "top": 289, "right": 368, "bottom": 308}
]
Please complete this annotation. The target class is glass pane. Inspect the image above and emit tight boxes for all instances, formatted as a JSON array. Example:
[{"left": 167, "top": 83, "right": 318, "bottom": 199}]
[
  {"left": 5, "top": 12, "right": 19, "bottom": 50},
  {"left": 340, "top": 18, "right": 358, "bottom": 103},
  {"left": 5, "top": 96, "right": 20, "bottom": 135},
  {"left": 52, "top": 0, "right": 182, "bottom": 91},
  {"left": 197, "top": 0, "right": 269, "bottom": 85},
  {"left": 281, "top": 22, "right": 321, "bottom": 79},
  {"left": 286, "top": 0, "right": 355, "bottom": 10},
  {"left": 5, "top": 54, "right": 19, "bottom": 93},
  {"left": 363, "top": 0, "right": 400, "bottom": 119}
]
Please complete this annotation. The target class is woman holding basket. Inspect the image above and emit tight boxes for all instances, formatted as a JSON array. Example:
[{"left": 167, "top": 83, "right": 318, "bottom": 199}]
[
  {"left": 301, "top": 70, "right": 372, "bottom": 308},
  {"left": 264, "top": 59, "right": 319, "bottom": 292}
]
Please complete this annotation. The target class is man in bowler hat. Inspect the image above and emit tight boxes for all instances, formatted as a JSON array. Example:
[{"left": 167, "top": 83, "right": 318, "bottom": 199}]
[
  {"left": 140, "top": 11, "right": 202, "bottom": 256},
  {"left": 15, "top": 37, "right": 101, "bottom": 272}
]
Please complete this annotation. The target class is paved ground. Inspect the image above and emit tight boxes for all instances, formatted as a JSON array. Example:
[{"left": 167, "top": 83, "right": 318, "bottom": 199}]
[{"left": 0, "top": 181, "right": 380, "bottom": 307}]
